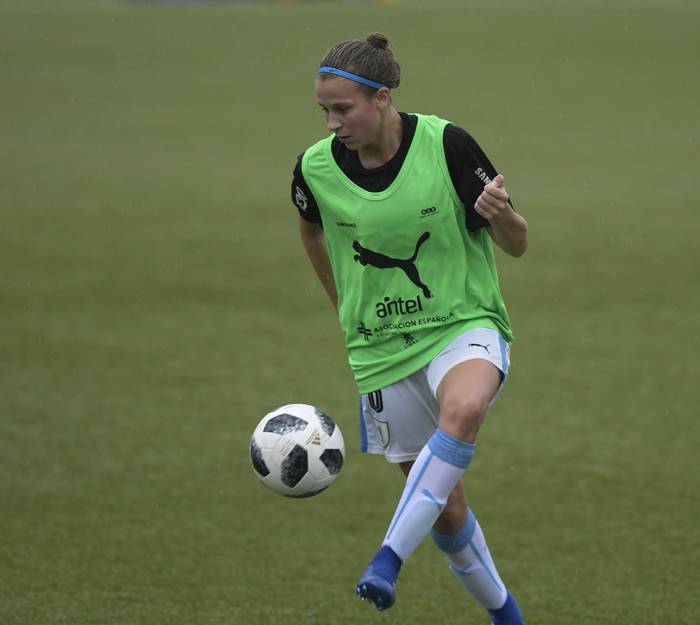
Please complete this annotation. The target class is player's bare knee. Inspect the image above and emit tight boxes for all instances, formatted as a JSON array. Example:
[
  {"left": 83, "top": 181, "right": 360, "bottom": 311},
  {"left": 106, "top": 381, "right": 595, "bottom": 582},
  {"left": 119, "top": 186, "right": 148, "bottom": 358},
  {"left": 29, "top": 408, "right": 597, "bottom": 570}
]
[{"left": 439, "top": 394, "right": 488, "bottom": 441}]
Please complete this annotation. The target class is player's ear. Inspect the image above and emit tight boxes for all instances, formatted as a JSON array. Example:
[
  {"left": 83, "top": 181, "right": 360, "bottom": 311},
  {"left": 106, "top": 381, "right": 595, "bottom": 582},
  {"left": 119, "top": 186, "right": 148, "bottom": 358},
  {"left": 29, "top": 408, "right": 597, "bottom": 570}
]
[{"left": 374, "top": 87, "right": 392, "bottom": 110}]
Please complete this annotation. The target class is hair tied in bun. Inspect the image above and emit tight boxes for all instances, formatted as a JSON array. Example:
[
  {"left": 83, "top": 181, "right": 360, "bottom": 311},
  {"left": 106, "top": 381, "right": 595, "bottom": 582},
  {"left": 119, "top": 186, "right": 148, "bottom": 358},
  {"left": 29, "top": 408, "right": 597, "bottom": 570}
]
[{"left": 366, "top": 32, "right": 390, "bottom": 50}]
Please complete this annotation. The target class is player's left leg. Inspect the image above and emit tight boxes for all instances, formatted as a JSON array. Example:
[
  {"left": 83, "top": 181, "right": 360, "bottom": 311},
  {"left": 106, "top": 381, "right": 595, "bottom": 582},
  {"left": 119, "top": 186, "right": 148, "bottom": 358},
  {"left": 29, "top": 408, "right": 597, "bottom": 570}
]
[
  {"left": 357, "top": 328, "right": 524, "bottom": 619},
  {"left": 430, "top": 362, "right": 524, "bottom": 624},
  {"left": 357, "top": 359, "right": 499, "bottom": 610}
]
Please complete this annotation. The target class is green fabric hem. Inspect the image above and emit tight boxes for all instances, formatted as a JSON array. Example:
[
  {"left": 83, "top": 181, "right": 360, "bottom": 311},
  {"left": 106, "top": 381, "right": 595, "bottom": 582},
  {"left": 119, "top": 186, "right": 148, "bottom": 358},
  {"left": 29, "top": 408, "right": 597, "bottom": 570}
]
[{"left": 354, "top": 318, "right": 502, "bottom": 394}]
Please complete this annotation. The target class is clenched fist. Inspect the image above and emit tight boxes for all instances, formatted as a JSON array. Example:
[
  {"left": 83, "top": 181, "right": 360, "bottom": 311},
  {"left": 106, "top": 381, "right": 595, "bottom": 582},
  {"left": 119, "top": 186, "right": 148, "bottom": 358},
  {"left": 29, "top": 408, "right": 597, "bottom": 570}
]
[{"left": 474, "top": 174, "right": 510, "bottom": 221}]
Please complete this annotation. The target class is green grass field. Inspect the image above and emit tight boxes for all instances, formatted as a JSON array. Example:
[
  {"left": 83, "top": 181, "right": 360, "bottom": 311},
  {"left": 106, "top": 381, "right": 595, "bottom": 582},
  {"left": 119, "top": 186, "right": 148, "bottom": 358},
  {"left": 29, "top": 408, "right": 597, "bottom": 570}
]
[{"left": 1, "top": 1, "right": 698, "bottom": 623}]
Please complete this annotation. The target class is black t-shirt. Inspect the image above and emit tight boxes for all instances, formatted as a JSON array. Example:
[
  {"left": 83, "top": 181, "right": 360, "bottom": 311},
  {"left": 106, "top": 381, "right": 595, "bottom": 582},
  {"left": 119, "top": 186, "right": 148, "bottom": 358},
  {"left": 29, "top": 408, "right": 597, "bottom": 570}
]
[{"left": 291, "top": 112, "right": 509, "bottom": 232}]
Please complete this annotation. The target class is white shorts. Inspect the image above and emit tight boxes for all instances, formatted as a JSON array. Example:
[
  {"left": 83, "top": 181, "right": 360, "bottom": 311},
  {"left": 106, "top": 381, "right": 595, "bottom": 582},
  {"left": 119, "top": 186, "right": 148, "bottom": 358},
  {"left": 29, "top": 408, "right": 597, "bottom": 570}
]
[{"left": 359, "top": 327, "right": 511, "bottom": 463}]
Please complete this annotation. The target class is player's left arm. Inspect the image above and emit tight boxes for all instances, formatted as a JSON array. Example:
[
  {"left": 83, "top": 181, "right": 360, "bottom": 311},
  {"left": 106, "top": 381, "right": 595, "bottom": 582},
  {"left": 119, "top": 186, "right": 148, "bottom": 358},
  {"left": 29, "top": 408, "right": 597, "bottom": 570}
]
[{"left": 475, "top": 175, "right": 528, "bottom": 257}]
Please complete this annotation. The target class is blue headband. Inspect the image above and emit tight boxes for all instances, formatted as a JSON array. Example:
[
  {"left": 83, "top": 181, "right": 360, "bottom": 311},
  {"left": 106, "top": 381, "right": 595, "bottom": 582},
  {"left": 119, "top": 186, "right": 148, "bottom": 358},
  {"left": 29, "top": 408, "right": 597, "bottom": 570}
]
[{"left": 317, "top": 66, "right": 389, "bottom": 91}]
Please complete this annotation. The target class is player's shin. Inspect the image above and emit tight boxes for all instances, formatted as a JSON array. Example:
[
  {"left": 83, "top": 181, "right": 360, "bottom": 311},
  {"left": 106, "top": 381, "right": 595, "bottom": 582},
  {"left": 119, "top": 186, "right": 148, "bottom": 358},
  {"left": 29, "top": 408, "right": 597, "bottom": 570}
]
[
  {"left": 383, "top": 429, "right": 475, "bottom": 560},
  {"left": 431, "top": 509, "right": 508, "bottom": 610}
]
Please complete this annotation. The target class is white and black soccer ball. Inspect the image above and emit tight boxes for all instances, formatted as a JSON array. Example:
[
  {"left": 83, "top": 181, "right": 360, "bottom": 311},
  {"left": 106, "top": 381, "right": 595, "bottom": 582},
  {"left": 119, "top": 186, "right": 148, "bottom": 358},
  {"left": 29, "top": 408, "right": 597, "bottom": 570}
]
[{"left": 250, "top": 404, "right": 345, "bottom": 498}]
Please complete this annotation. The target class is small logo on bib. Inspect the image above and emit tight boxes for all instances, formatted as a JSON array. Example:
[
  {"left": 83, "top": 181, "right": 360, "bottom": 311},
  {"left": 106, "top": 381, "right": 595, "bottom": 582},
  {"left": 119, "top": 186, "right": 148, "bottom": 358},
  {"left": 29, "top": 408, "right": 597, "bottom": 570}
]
[
  {"left": 357, "top": 321, "right": 373, "bottom": 342},
  {"left": 419, "top": 206, "right": 439, "bottom": 219}
]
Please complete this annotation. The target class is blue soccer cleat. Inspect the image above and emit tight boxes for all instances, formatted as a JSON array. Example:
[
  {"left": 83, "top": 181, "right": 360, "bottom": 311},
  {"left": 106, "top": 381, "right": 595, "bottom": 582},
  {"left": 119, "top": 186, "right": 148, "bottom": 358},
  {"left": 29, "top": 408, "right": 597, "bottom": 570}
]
[
  {"left": 488, "top": 591, "right": 525, "bottom": 625},
  {"left": 355, "top": 546, "right": 402, "bottom": 611}
]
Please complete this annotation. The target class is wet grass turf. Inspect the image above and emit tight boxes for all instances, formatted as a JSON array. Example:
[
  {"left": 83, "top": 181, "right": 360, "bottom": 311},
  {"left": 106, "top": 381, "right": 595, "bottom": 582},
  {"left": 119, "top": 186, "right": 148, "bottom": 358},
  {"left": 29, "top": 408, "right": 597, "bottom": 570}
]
[{"left": 1, "top": 1, "right": 699, "bottom": 623}]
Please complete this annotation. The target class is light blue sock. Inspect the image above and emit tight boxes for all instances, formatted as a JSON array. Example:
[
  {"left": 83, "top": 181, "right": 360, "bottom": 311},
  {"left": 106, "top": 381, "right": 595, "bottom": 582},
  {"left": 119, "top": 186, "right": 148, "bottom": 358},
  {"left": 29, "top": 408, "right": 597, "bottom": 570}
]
[
  {"left": 383, "top": 430, "right": 474, "bottom": 561},
  {"left": 431, "top": 509, "right": 508, "bottom": 611}
]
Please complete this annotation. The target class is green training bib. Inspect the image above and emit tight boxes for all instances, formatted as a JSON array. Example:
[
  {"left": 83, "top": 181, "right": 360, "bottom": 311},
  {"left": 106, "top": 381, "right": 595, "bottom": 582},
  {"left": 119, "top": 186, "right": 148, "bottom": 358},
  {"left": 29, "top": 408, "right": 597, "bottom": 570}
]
[{"left": 302, "top": 114, "right": 512, "bottom": 393}]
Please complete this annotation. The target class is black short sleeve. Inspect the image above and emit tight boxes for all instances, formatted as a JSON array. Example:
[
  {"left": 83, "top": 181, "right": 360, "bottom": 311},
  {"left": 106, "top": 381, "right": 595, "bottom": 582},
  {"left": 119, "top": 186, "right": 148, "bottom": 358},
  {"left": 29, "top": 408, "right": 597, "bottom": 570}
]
[
  {"left": 291, "top": 153, "right": 322, "bottom": 224},
  {"left": 443, "top": 125, "right": 514, "bottom": 232}
]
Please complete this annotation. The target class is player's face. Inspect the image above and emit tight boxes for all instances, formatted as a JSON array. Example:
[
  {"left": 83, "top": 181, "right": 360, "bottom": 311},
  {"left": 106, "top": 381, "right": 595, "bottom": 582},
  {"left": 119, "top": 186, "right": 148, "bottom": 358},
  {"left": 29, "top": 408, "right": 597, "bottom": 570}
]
[{"left": 315, "top": 76, "right": 388, "bottom": 150}]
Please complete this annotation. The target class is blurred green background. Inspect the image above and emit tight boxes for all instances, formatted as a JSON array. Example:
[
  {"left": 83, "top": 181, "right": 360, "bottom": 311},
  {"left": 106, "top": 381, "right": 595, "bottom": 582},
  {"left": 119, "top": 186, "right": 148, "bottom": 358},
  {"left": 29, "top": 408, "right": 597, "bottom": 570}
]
[{"left": 1, "top": 1, "right": 698, "bottom": 624}]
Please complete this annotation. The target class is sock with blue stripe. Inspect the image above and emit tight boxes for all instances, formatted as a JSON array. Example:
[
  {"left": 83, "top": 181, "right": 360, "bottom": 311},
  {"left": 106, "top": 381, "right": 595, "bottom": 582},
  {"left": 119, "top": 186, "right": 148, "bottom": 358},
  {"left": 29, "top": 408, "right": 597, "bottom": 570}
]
[
  {"left": 431, "top": 509, "right": 508, "bottom": 610},
  {"left": 383, "top": 430, "right": 475, "bottom": 561}
]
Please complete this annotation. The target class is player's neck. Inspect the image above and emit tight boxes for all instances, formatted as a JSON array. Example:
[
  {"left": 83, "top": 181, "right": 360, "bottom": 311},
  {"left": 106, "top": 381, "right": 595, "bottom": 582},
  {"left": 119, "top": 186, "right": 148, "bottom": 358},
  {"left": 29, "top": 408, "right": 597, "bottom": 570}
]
[{"left": 356, "top": 108, "right": 402, "bottom": 170}]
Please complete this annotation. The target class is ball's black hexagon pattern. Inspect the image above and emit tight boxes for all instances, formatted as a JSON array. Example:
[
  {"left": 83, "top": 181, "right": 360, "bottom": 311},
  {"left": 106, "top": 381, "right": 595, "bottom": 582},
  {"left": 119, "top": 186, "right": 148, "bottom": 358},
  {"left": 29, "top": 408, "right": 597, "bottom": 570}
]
[
  {"left": 314, "top": 408, "right": 336, "bottom": 436},
  {"left": 250, "top": 439, "right": 270, "bottom": 477},
  {"left": 319, "top": 449, "right": 344, "bottom": 475},
  {"left": 280, "top": 444, "right": 308, "bottom": 488},
  {"left": 263, "top": 414, "right": 307, "bottom": 436}
]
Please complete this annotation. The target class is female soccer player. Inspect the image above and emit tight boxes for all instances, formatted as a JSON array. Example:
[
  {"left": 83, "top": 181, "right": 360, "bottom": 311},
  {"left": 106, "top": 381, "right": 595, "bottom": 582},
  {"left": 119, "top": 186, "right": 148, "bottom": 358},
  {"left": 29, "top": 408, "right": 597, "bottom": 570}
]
[{"left": 291, "top": 33, "right": 528, "bottom": 625}]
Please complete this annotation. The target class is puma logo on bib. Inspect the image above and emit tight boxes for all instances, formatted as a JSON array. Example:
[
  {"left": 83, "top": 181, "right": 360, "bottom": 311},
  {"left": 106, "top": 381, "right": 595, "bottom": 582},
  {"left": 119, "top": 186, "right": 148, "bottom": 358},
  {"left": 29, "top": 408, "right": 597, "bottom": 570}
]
[{"left": 352, "top": 232, "right": 432, "bottom": 299}]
